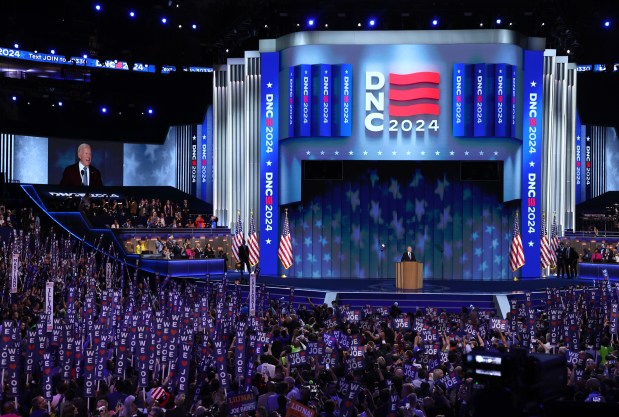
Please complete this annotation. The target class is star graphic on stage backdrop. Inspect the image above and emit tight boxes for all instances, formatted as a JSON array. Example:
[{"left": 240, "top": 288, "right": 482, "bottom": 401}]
[
  {"left": 265, "top": 239, "right": 271, "bottom": 244},
  {"left": 465, "top": 151, "right": 470, "bottom": 155},
  {"left": 479, "top": 151, "right": 484, "bottom": 155},
  {"left": 406, "top": 150, "right": 411, "bottom": 155},
  {"left": 320, "top": 150, "right": 325, "bottom": 155},
  {"left": 421, "top": 151, "right": 426, "bottom": 155},
  {"left": 266, "top": 82, "right": 273, "bottom": 88},
  {"left": 494, "top": 151, "right": 498, "bottom": 156},
  {"left": 266, "top": 160, "right": 272, "bottom": 166},
  {"left": 435, "top": 150, "right": 440, "bottom": 156},
  {"left": 529, "top": 161, "right": 535, "bottom": 167},
  {"left": 334, "top": 150, "right": 339, "bottom": 155},
  {"left": 306, "top": 150, "right": 311, "bottom": 155},
  {"left": 363, "top": 151, "right": 368, "bottom": 155},
  {"left": 377, "top": 151, "right": 382, "bottom": 155},
  {"left": 392, "top": 151, "right": 397, "bottom": 155},
  {"left": 349, "top": 150, "right": 354, "bottom": 155},
  {"left": 530, "top": 81, "right": 537, "bottom": 87},
  {"left": 450, "top": 151, "right": 455, "bottom": 156},
  {"left": 528, "top": 241, "right": 534, "bottom": 247}
]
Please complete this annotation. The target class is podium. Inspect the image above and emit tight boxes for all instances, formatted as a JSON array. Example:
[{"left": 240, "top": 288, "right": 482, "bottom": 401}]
[{"left": 395, "top": 261, "right": 423, "bottom": 289}]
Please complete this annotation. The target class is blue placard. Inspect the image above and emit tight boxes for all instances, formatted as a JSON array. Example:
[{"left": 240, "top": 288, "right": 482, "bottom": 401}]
[
  {"left": 452, "top": 63, "right": 473, "bottom": 137},
  {"left": 259, "top": 52, "right": 280, "bottom": 276},
  {"left": 520, "top": 50, "right": 544, "bottom": 279},
  {"left": 473, "top": 64, "right": 494, "bottom": 137},
  {"left": 288, "top": 67, "right": 295, "bottom": 138},
  {"left": 494, "top": 64, "right": 510, "bottom": 137},
  {"left": 313, "top": 64, "right": 332, "bottom": 136},
  {"left": 585, "top": 129, "right": 592, "bottom": 200},
  {"left": 294, "top": 65, "right": 312, "bottom": 137},
  {"left": 510, "top": 65, "right": 518, "bottom": 138},
  {"left": 575, "top": 113, "right": 582, "bottom": 204},
  {"left": 333, "top": 64, "right": 353, "bottom": 137}
]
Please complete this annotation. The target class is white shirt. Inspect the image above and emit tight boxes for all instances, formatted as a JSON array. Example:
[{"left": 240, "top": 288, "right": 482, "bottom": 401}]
[{"left": 78, "top": 162, "right": 89, "bottom": 185}]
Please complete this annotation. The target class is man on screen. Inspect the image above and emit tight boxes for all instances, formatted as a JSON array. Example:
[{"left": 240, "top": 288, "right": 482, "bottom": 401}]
[
  {"left": 60, "top": 143, "right": 103, "bottom": 186},
  {"left": 401, "top": 246, "right": 416, "bottom": 262}
]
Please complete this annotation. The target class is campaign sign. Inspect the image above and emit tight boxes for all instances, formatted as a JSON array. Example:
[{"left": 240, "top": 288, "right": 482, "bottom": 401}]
[
  {"left": 288, "top": 66, "right": 296, "bottom": 138},
  {"left": 610, "top": 303, "right": 618, "bottom": 335},
  {"left": 510, "top": 65, "right": 518, "bottom": 138},
  {"left": 473, "top": 63, "right": 494, "bottom": 137},
  {"left": 294, "top": 64, "right": 312, "bottom": 137},
  {"left": 307, "top": 341, "right": 325, "bottom": 357},
  {"left": 490, "top": 318, "right": 508, "bottom": 332},
  {"left": 403, "top": 363, "right": 417, "bottom": 380},
  {"left": 227, "top": 392, "right": 256, "bottom": 415},
  {"left": 493, "top": 64, "right": 511, "bottom": 137},
  {"left": 393, "top": 315, "right": 411, "bottom": 330},
  {"left": 452, "top": 63, "right": 473, "bottom": 137},
  {"left": 285, "top": 400, "right": 317, "bottom": 417},
  {"left": 439, "top": 371, "right": 461, "bottom": 390},
  {"left": 333, "top": 64, "right": 353, "bottom": 137},
  {"left": 288, "top": 350, "right": 309, "bottom": 367},
  {"left": 313, "top": 64, "right": 332, "bottom": 136},
  {"left": 345, "top": 309, "right": 362, "bottom": 323}
]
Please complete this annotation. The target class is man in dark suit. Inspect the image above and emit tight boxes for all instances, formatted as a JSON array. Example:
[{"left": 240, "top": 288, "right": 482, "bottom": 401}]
[
  {"left": 60, "top": 143, "right": 103, "bottom": 186},
  {"left": 566, "top": 242, "right": 579, "bottom": 279},
  {"left": 556, "top": 242, "right": 567, "bottom": 278},
  {"left": 238, "top": 239, "right": 251, "bottom": 276},
  {"left": 401, "top": 246, "right": 416, "bottom": 262}
]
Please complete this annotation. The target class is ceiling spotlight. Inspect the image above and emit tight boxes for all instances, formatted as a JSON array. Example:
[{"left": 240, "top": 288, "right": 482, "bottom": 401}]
[
  {"left": 296, "top": 23, "right": 300, "bottom": 27},
  {"left": 101, "top": 106, "right": 107, "bottom": 113},
  {"left": 566, "top": 49, "right": 571, "bottom": 54},
  {"left": 51, "top": 49, "right": 56, "bottom": 54},
  {"left": 58, "top": 101, "right": 63, "bottom": 107},
  {"left": 178, "top": 24, "right": 182, "bottom": 28},
  {"left": 541, "top": 22, "right": 545, "bottom": 26},
  {"left": 13, "top": 43, "right": 19, "bottom": 48},
  {"left": 324, "top": 23, "right": 328, "bottom": 28},
  {"left": 162, "top": 17, "right": 168, "bottom": 24},
  {"left": 83, "top": 54, "right": 88, "bottom": 59},
  {"left": 432, "top": 19, "right": 438, "bottom": 26},
  {"left": 604, "top": 20, "right": 611, "bottom": 28},
  {"left": 147, "top": 108, "right": 154, "bottom": 115},
  {"left": 129, "top": 11, "right": 135, "bottom": 18},
  {"left": 369, "top": 19, "right": 376, "bottom": 27},
  {"left": 264, "top": 24, "right": 268, "bottom": 28},
  {"left": 307, "top": 18, "right": 315, "bottom": 27},
  {"left": 11, "top": 96, "right": 17, "bottom": 101},
  {"left": 509, "top": 22, "right": 513, "bottom": 26},
  {"left": 192, "top": 24, "right": 197, "bottom": 29},
  {"left": 496, "top": 18, "right": 502, "bottom": 25},
  {"left": 95, "top": 4, "right": 101, "bottom": 12},
  {"left": 357, "top": 22, "right": 362, "bottom": 27},
  {"left": 225, "top": 48, "right": 229, "bottom": 53},
  {"left": 479, "top": 23, "right": 484, "bottom": 27}
]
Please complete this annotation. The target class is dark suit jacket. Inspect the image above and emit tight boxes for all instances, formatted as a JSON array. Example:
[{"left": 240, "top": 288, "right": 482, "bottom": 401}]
[
  {"left": 60, "top": 163, "right": 103, "bottom": 187},
  {"left": 238, "top": 244, "right": 250, "bottom": 262},
  {"left": 401, "top": 251, "right": 416, "bottom": 262}
]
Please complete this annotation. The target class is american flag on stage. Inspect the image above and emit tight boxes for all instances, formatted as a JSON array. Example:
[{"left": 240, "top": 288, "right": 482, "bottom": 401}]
[
  {"left": 232, "top": 212, "right": 244, "bottom": 263},
  {"left": 550, "top": 213, "right": 559, "bottom": 266},
  {"left": 509, "top": 211, "right": 525, "bottom": 272},
  {"left": 278, "top": 210, "right": 293, "bottom": 270},
  {"left": 540, "top": 213, "right": 553, "bottom": 269},
  {"left": 248, "top": 211, "right": 259, "bottom": 266}
]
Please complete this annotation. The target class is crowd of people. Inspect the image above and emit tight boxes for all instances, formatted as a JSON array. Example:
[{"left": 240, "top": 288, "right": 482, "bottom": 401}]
[{"left": 1, "top": 202, "right": 619, "bottom": 417}]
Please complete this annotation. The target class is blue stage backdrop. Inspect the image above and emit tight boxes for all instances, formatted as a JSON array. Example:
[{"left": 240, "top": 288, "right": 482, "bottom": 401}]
[{"left": 282, "top": 161, "right": 517, "bottom": 280}]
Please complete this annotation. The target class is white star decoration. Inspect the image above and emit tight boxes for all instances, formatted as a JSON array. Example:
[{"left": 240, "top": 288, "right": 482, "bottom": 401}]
[
  {"left": 334, "top": 150, "right": 339, "bottom": 155},
  {"left": 479, "top": 151, "right": 484, "bottom": 155},
  {"left": 529, "top": 161, "right": 535, "bottom": 167},
  {"left": 266, "top": 160, "right": 272, "bottom": 166},
  {"left": 528, "top": 241, "right": 534, "bottom": 247},
  {"left": 377, "top": 151, "right": 382, "bottom": 155},
  {"left": 530, "top": 81, "right": 537, "bottom": 87},
  {"left": 421, "top": 151, "right": 426, "bottom": 156},
  {"left": 435, "top": 150, "right": 440, "bottom": 156},
  {"left": 265, "top": 239, "right": 271, "bottom": 244},
  {"left": 320, "top": 150, "right": 325, "bottom": 155},
  {"left": 450, "top": 151, "right": 455, "bottom": 156},
  {"left": 464, "top": 151, "right": 470, "bottom": 155},
  {"left": 392, "top": 151, "right": 397, "bottom": 155},
  {"left": 266, "top": 82, "right": 273, "bottom": 88},
  {"left": 406, "top": 150, "right": 411, "bottom": 155},
  {"left": 306, "top": 150, "right": 311, "bottom": 155},
  {"left": 363, "top": 151, "right": 368, "bottom": 155},
  {"left": 493, "top": 151, "right": 498, "bottom": 156},
  {"left": 349, "top": 150, "right": 354, "bottom": 155}
]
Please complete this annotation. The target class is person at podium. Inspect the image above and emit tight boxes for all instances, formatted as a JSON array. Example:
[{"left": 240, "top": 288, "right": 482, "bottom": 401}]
[{"left": 401, "top": 246, "right": 416, "bottom": 262}]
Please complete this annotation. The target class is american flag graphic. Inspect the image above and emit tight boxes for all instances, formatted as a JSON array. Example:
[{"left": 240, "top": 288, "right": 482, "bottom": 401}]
[
  {"left": 278, "top": 210, "right": 293, "bottom": 270},
  {"left": 248, "top": 211, "right": 259, "bottom": 266},
  {"left": 550, "top": 213, "right": 559, "bottom": 266},
  {"left": 509, "top": 211, "right": 525, "bottom": 272},
  {"left": 540, "top": 213, "right": 552, "bottom": 269},
  {"left": 388, "top": 72, "right": 440, "bottom": 117},
  {"left": 232, "top": 211, "right": 244, "bottom": 263}
]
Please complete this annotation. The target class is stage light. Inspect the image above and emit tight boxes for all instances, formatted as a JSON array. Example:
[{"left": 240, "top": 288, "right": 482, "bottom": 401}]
[
  {"left": 33, "top": 50, "right": 37, "bottom": 54},
  {"left": 307, "top": 18, "right": 315, "bottom": 27},
  {"left": 496, "top": 18, "right": 502, "bottom": 25},
  {"left": 14, "top": 43, "right": 18, "bottom": 48},
  {"left": 479, "top": 23, "right": 484, "bottom": 27},
  {"left": 147, "top": 108, "right": 154, "bottom": 115},
  {"left": 541, "top": 22, "right": 545, "bottom": 26},
  {"left": 83, "top": 54, "right": 88, "bottom": 59},
  {"left": 432, "top": 19, "right": 438, "bottom": 26},
  {"left": 357, "top": 22, "right": 362, "bottom": 27},
  {"left": 95, "top": 4, "right": 101, "bottom": 12},
  {"left": 264, "top": 24, "right": 268, "bottom": 28},
  {"left": 178, "top": 24, "right": 182, "bottom": 28},
  {"left": 51, "top": 49, "right": 56, "bottom": 54},
  {"left": 192, "top": 24, "right": 197, "bottom": 29},
  {"left": 101, "top": 106, "right": 107, "bottom": 114},
  {"left": 604, "top": 20, "right": 611, "bottom": 28},
  {"left": 225, "top": 48, "right": 229, "bottom": 53},
  {"left": 369, "top": 19, "right": 376, "bottom": 27},
  {"left": 162, "top": 17, "right": 168, "bottom": 24},
  {"left": 11, "top": 96, "right": 17, "bottom": 101},
  {"left": 509, "top": 22, "right": 513, "bottom": 26},
  {"left": 129, "top": 11, "right": 135, "bottom": 18},
  {"left": 296, "top": 23, "right": 300, "bottom": 27},
  {"left": 58, "top": 101, "right": 63, "bottom": 107},
  {"left": 324, "top": 23, "right": 328, "bottom": 28}
]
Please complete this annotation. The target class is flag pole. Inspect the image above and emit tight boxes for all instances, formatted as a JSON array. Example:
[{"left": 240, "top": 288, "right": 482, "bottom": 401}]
[{"left": 281, "top": 208, "right": 288, "bottom": 278}]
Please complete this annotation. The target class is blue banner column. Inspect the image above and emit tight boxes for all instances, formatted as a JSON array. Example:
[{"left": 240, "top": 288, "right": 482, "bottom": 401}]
[
  {"left": 259, "top": 52, "right": 280, "bottom": 276},
  {"left": 520, "top": 50, "right": 544, "bottom": 279},
  {"left": 575, "top": 113, "right": 582, "bottom": 204}
]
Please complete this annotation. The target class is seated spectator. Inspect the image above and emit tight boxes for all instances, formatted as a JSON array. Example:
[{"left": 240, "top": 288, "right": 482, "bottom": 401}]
[
  {"left": 135, "top": 240, "right": 146, "bottom": 255},
  {"left": 195, "top": 214, "right": 206, "bottom": 228},
  {"left": 591, "top": 248, "right": 603, "bottom": 262},
  {"left": 581, "top": 247, "right": 591, "bottom": 262}
]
